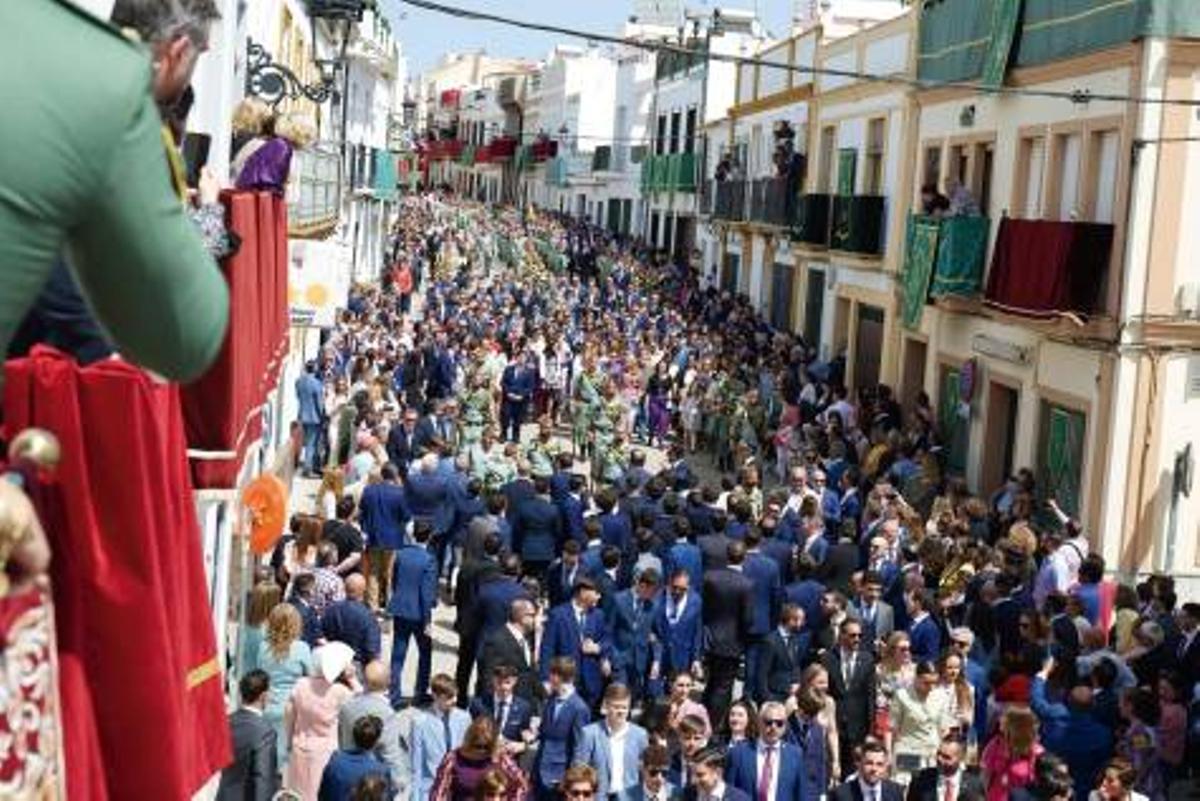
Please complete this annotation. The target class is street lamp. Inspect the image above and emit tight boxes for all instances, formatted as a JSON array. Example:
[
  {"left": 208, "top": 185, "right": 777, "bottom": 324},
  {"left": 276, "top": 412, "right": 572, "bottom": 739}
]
[{"left": 244, "top": 0, "right": 374, "bottom": 107}]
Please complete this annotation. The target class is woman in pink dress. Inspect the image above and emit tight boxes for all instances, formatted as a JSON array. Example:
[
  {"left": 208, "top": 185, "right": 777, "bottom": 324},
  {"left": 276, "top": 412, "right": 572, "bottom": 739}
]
[
  {"left": 981, "top": 706, "right": 1044, "bottom": 801},
  {"left": 284, "top": 642, "right": 360, "bottom": 800}
]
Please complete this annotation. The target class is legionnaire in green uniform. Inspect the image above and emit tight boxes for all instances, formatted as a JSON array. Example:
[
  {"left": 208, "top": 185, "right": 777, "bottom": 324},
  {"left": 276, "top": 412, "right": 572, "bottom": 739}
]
[
  {"left": 571, "top": 356, "right": 603, "bottom": 458},
  {"left": 0, "top": 0, "right": 229, "bottom": 380},
  {"left": 526, "top": 418, "right": 560, "bottom": 479}
]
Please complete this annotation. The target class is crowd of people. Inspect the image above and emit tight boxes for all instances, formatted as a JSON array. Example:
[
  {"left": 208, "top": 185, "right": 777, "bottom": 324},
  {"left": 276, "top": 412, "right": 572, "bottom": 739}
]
[{"left": 217, "top": 192, "right": 1200, "bottom": 801}]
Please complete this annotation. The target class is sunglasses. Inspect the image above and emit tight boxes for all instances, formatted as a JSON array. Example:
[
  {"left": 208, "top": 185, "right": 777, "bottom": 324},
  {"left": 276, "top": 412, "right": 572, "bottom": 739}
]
[
  {"left": 647, "top": 768, "right": 668, "bottom": 777},
  {"left": 763, "top": 718, "right": 788, "bottom": 727},
  {"left": 566, "top": 790, "right": 594, "bottom": 799}
]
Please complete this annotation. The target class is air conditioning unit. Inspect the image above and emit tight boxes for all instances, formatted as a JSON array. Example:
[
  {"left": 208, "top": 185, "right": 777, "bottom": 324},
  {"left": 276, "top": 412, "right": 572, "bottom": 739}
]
[{"left": 1176, "top": 282, "right": 1200, "bottom": 319}]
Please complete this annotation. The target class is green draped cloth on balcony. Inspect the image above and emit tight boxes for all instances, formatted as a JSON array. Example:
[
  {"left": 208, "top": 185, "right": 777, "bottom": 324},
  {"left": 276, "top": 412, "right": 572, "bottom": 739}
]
[
  {"left": 902, "top": 216, "right": 940, "bottom": 330},
  {"left": 371, "top": 149, "right": 397, "bottom": 200},
  {"left": 929, "top": 216, "right": 989, "bottom": 298}
]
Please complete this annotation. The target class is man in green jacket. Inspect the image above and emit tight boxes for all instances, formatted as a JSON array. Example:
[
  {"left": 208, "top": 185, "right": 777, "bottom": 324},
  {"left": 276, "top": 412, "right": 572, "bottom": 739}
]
[{"left": 0, "top": 0, "right": 228, "bottom": 382}]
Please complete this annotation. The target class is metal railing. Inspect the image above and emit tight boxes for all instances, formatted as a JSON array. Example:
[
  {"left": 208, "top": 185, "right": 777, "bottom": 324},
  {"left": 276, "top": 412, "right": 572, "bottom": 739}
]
[{"left": 287, "top": 144, "right": 341, "bottom": 235}]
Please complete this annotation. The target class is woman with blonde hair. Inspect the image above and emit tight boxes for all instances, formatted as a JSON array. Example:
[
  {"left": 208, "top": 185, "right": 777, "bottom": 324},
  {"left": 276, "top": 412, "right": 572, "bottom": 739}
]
[
  {"left": 314, "top": 467, "right": 345, "bottom": 521},
  {"left": 238, "top": 578, "right": 282, "bottom": 673},
  {"left": 236, "top": 110, "right": 314, "bottom": 194},
  {"left": 229, "top": 97, "right": 272, "bottom": 178},
  {"left": 257, "top": 603, "right": 313, "bottom": 768},
  {"left": 875, "top": 631, "right": 915, "bottom": 750},
  {"left": 980, "top": 705, "right": 1044, "bottom": 801},
  {"left": 800, "top": 663, "right": 841, "bottom": 780},
  {"left": 429, "top": 716, "right": 528, "bottom": 800}
]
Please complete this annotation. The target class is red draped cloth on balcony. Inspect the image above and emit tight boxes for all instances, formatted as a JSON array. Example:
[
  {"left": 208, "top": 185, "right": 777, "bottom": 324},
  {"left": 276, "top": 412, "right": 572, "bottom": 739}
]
[
  {"left": 984, "top": 218, "right": 1114, "bottom": 318},
  {"left": 181, "top": 191, "right": 289, "bottom": 489},
  {"left": 4, "top": 348, "right": 231, "bottom": 800}
]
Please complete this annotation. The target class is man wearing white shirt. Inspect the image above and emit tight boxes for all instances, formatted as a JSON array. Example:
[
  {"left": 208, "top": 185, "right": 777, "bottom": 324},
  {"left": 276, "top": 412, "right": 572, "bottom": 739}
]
[
  {"left": 725, "top": 702, "right": 803, "bottom": 801},
  {"left": 572, "top": 683, "right": 649, "bottom": 800},
  {"left": 904, "top": 736, "right": 985, "bottom": 801},
  {"left": 630, "top": 743, "right": 675, "bottom": 801}
]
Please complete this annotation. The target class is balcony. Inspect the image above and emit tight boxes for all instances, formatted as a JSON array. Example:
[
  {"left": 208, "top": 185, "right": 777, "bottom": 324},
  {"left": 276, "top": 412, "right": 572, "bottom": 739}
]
[
  {"left": 592, "top": 145, "right": 612, "bottom": 172},
  {"left": 713, "top": 179, "right": 748, "bottom": 222},
  {"left": 829, "top": 195, "right": 886, "bottom": 256},
  {"left": 531, "top": 138, "right": 558, "bottom": 162},
  {"left": 183, "top": 191, "right": 289, "bottom": 488},
  {"left": 792, "top": 194, "right": 831, "bottom": 246},
  {"left": 656, "top": 41, "right": 707, "bottom": 82},
  {"left": 747, "top": 177, "right": 796, "bottom": 228},
  {"left": 287, "top": 145, "right": 340, "bottom": 237},
  {"left": 984, "top": 218, "right": 1115, "bottom": 318},
  {"left": 426, "top": 138, "right": 464, "bottom": 161},
  {"left": 488, "top": 136, "right": 517, "bottom": 160},
  {"left": 640, "top": 153, "right": 697, "bottom": 194},
  {"left": 901, "top": 214, "right": 990, "bottom": 329}
]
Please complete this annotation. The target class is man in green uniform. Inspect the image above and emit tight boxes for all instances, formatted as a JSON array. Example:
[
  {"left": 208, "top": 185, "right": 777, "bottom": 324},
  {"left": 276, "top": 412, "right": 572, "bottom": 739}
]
[{"left": 0, "top": 0, "right": 228, "bottom": 381}]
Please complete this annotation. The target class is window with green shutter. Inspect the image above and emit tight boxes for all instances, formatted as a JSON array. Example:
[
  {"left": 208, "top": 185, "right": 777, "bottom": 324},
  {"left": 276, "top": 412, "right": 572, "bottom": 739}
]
[
  {"left": 939, "top": 366, "right": 969, "bottom": 476},
  {"left": 1039, "top": 402, "right": 1086, "bottom": 519}
]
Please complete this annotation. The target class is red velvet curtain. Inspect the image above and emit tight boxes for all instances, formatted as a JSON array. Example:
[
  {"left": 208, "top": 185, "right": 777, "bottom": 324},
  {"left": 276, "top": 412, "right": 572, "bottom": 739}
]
[
  {"left": 181, "top": 191, "right": 289, "bottom": 489},
  {"left": 4, "top": 348, "right": 231, "bottom": 799},
  {"left": 984, "top": 218, "right": 1114, "bottom": 318}
]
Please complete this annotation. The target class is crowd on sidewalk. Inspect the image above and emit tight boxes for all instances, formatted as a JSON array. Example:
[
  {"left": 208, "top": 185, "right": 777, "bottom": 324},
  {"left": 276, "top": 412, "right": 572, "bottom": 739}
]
[{"left": 217, "top": 192, "right": 1200, "bottom": 801}]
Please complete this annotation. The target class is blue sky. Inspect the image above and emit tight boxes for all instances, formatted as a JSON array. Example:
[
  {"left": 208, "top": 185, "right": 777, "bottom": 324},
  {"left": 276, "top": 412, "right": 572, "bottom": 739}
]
[{"left": 383, "top": 0, "right": 795, "bottom": 76}]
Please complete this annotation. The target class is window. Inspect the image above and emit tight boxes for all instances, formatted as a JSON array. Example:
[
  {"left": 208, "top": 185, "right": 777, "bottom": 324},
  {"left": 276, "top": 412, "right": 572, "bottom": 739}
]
[
  {"left": 1038, "top": 401, "right": 1087, "bottom": 518},
  {"left": 1088, "top": 129, "right": 1120, "bottom": 223},
  {"left": 922, "top": 144, "right": 943, "bottom": 192},
  {"left": 655, "top": 114, "right": 667, "bottom": 156},
  {"left": 669, "top": 110, "right": 681, "bottom": 154},
  {"left": 1017, "top": 135, "right": 1046, "bottom": 218},
  {"left": 947, "top": 144, "right": 969, "bottom": 187},
  {"left": 939, "top": 365, "right": 969, "bottom": 475},
  {"left": 1052, "top": 132, "right": 1083, "bottom": 220},
  {"left": 865, "top": 117, "right": 885, "bottom": 195},
  {"left": 685, "top": 107, "right": 697, "bottom": 154},
  {"left": 837, "top": 148, "right": 857, "bottom": 196},
  {"left": 972, "top": 142, "right": 995, "bottom": 218},
  {"left": 751, "top": 124, "right": 763, "bottom": 175},
  {"left": 818, "top": 126, "right": 836, "bottom": 193}
]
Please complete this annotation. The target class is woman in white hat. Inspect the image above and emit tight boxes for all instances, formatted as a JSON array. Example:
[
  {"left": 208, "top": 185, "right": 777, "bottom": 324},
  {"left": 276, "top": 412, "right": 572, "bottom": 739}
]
[{"left": 283, "top": 641, "right": 361, "bottom": 799}]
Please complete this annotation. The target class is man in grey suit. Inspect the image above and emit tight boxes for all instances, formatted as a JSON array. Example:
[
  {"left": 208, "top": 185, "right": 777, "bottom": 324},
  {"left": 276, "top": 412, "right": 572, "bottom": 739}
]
[
  {"left": 572, "top": 683, "right": 649, "bottom": 799},
  {"left": 216, "top": 670, "right": 277, "bottom": 801},
  {"left": 338, "top": 661, "right": 408, "bottom": 795},
  {"left": 854, "top": 571, "right": 895, "bottom": 651}
]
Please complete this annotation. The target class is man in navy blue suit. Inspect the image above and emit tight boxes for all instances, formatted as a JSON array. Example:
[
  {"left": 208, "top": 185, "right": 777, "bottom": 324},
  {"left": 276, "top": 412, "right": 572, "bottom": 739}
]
[
  {"left": 500, "top": 352, "right": 536, "bottom": 443},
  {"left": 387, "top": 522, "right": 437, "bottom": 707},
  {"left": 405, "top": 453, "right": 452, "bottom": 543},
  {"left": 555, "top": 473, "right": 587, "bottom": 545},
  {"left": 906, "top": 588, "right": 942, "bottom": 664},
  {"left": 662, "top": 521, "right": 703, "bottom": 591},
  {"left": 476, "top": 554, "right": 530, "bottom": 639},
  {"left": 724, "top": 702, "right": 806, "bottom": 801},
  {"left": 534, "top": 657, "right": 592, "bottom": 801},
  {"left": 654, "top": 569, "right": 704, "bottom": 681},
  {"left": 546, "top": 540, "right": 584, "bottom": 609},
  {"left": 295, "top": 360, "right": 324, "bottom": 475},
  {"left": 540, "top": 577, "right": 613, "bottom": 710},
  {"left": 512, "top": 475, "right": 564, "bottom": 585},
  {"left": 743, "top": 528, "right": 782, "bottom": 703},
  {"left": 686, "top": 746, "right": 749, "bottom": 801},
  {"left": 357, "top": 463, "right": 410, "bottom": 612},
  {"left": 469, "top": 664, "right": 534, "bottom": 755},
  {"left": 611, "top": 569, "right": 663, "bottom": 703},
  {"left": 757, "top": 603, "right": 811, "bottom": 703}
]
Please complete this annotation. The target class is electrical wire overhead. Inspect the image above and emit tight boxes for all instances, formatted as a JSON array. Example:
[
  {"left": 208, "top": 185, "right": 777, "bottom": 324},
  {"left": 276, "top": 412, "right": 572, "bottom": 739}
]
[{"left": 396, "top": 0, "right": 1200, "bottom": 108}]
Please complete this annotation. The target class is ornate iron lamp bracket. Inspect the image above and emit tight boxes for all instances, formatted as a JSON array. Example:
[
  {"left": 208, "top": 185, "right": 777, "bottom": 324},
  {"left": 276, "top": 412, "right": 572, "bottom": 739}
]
[{"left": 245, "top": 38, "right": 333, "bottom": 107}]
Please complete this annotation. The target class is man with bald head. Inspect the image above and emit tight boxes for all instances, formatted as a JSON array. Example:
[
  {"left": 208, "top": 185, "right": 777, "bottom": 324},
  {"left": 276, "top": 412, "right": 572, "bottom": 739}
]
[
  {"left": 321, "top": 574, "right": 382, "bottom": 666},
  {"left": 338, "top": 661, "right": 408, "bottom": 794}
]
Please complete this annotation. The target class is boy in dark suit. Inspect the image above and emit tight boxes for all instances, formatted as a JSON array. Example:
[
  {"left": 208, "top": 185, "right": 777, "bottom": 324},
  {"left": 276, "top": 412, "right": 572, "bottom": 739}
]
[
  {"left": 534, "top": 657, "right": 592, "bottom": 801},
  {"left": 469, "top": 665, "right": 535, "bottom": 757},
  {"left": 905, "top": 736, "right": 985, "bottom": 801},
  {"left": 540, "top": 577, "right": 613, "bottom": 709},
  {"left": 387, "top": 521, "right": 438, "bottom": 706}
]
